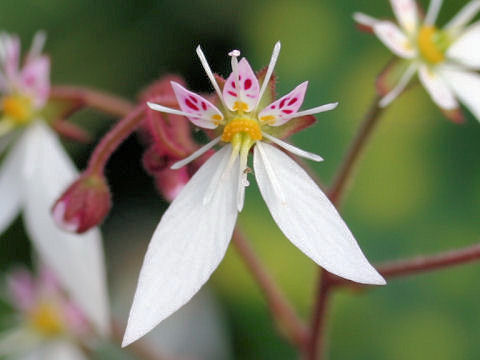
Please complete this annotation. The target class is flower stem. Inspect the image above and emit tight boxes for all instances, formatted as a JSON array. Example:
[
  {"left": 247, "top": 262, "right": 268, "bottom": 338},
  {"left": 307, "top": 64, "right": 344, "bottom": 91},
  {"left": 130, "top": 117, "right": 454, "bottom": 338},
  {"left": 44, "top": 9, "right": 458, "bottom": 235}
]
[
  {"left": 232, "top": 228, "right": 309, "bottom": 350},
  {"left": 50, "top": 85, "right": 135, "bottom": 117},
  {"left": 87, "top": 105, "right": 146, "bottom": 174},
  {"left": 328, "top": 95, "right": 384, "bottom": 206},
  {"left": 309, "top": 95, "right": 385, "bottom": 359}
]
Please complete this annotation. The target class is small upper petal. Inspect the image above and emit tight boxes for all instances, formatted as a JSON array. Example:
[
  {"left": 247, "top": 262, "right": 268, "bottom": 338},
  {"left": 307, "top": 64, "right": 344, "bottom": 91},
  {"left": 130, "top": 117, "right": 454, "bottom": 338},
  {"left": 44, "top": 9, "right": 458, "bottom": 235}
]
[
  {"left": 390, "top": 0, "right": 418, "bottom": 34},
  {"left": 259, "top": 82, "right": 308, "bottom": 126},
  {"left": 223, "top": 58, "right": 260, "bottom": 112},
  {"left": 373, "top": 21, "right": 416, "bottom": 59},
  {"left": 171, "top": 81, "right": 223, "bottom": 129},
  {"left": 444, "top": 0, "right": 480, "bottom": 33}
]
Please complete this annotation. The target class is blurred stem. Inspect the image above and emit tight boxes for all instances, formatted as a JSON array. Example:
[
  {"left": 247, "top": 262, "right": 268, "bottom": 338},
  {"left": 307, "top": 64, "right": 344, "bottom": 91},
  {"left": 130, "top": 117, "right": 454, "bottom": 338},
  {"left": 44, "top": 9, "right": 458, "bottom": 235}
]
[
  {"left": 111, "top": 319, "right": 168, "bottom": 360},
  {"left": 309, "top": 95, "right": 385, "bottom": 359},
  {"left": 87, "top": 105, "right": 146, "bottom": 174},
  {"left": 329, "top": 242, "right": 480, "bottom": 288},
  {"left": 232, "top": 228, "right": 309, "bottom": 351},
  {"left": 50, "top": 85, "right": 135, "bottom": 118}
]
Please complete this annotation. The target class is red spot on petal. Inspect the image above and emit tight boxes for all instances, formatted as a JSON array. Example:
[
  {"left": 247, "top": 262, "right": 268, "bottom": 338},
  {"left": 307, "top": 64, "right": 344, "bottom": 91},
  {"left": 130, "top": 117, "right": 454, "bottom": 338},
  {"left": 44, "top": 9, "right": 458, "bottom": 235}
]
[
  {"left": 244, "top": 78, "right": 252, "bottom": 90},
  {"left": 228, "top": 91, "right": 237, "bottom": 97},
  {"left": 288, "top": 98, "right": 298, "bottom": 106},
  {"left": 189, "top": 96, "right": 198, "bottom": 104},
  {"left": 185, "top": 99, "right": 199, "bottom": 111},
  {"left": 271, "top": 105, "right": 276, "bottom": 109},
  {"left": 282, "top": 109, "right": 293, "bottom": 114},
  {"left": 280, "top": 98, "right": 288, "bottom": 108},
  {"left": 201, "top": 102, "right": 207, "bottom": 111},
  {"left": 231, "top": 81, "right": 236, "bottom": 89}
]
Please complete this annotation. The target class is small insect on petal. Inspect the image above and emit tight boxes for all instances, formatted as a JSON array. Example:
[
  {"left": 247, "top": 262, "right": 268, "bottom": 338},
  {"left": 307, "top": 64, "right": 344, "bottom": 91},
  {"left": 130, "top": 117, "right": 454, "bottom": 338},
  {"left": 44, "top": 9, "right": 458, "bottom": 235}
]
[
  {"left": 223, "top": 58, "right": 260, "bottom": 112},
  {"left": 258, "top": 81, "right": 308, "bottom": 126},
  {"left": 171, "top": 81, "right": 224, "bottom": 129}
]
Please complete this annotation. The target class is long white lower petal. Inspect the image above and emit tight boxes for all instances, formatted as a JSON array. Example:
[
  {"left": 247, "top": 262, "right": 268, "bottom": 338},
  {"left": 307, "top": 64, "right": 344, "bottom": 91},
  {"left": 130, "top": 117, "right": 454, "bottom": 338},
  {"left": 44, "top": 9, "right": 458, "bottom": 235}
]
[
  {"left": 0, "top": 131, "right": 26, "bottom": 234},
  {"left": 20, "top": 122, "right": 110, "bottom": 335},
  {"left": 447, "top": 22, "right": 480, "bottom": 69},
  {"left": 123, "top": 145, "right": 239, "bottom": 347},
  {"left": 440, "top": 67, "right": 480, "bottom": 121},
  {"left": 262, "top": 133, "right": 323, "bottom": 162},
  {"left": 418, "top": 65, "right": 458, "bottom": 110},
  {"left": 444, "top": 0, "right": 480, "bottom": 32},
  {"left": 171, "top": 136, "right": 221, "bottom": 170},
  {"left": 379, "top": 63, "right": 417, "bottom": 107},
  {"left": 253, "top": 143, "right": 385, "bottom": 285}
]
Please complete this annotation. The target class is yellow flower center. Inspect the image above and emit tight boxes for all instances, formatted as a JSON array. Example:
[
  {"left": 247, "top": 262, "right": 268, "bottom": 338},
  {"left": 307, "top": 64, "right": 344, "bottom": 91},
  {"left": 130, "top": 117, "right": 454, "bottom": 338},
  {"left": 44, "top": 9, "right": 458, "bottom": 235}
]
[
  {"left": 221, "top": 117, "right": 262, "bottom": 143},
  {"left": 28, "top": 302, "right": 65, "bottom": 337},
  {"left": 417, "top": 26, "right": 447, "bottom": 64},
  {"left": 2, "top": 94, "right": 34, "bottom": 124}
]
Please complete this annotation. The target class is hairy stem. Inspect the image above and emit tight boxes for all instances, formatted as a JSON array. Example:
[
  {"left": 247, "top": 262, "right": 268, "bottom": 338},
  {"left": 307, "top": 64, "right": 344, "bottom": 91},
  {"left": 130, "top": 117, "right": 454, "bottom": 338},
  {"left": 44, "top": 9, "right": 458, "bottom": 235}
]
[
  {"left": 87, "top": 105, "right": 146, "bottom": 174},
  {"left": 50, "top": 85, "right": 135, "bottom": 118},
  {"left": 232, "top": 228, "right": 309, "bottom": 350}
]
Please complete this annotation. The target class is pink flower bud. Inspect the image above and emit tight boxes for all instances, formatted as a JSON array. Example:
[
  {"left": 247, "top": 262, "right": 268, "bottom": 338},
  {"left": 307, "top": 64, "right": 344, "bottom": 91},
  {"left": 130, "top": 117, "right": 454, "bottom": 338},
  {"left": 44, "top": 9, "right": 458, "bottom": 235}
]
[{"left": 52, "top": 174, "right": 111, "bottom": 233}]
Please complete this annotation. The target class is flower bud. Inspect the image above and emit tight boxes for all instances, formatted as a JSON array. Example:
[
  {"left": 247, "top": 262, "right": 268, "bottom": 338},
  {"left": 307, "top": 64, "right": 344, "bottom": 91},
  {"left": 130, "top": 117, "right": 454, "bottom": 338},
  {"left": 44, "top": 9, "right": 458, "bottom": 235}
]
[{"left": 52, "top": 173, "right": 111, "bottom": 233}]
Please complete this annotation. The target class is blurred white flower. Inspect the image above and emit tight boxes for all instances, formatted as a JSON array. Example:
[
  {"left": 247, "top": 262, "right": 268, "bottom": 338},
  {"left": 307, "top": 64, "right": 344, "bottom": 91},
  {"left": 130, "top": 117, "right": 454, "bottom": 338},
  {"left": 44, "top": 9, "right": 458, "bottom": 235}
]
[
  {"left": 123, "top": 43, "right": 385, "bottom": 346},
  {"left": 355, "top": 0, "right": 480, "bottom": 121},
  {"left": 0, "top": 267, "right": 91, "bottom": 360},
  {"left": 0, "top": 32, "right": 109, "bottom": 335}
]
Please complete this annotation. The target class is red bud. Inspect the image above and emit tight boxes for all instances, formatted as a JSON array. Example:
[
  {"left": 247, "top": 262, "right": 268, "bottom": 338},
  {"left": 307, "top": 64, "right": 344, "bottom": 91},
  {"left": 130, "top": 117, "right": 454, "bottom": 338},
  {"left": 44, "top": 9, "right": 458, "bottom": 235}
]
[{"left": 52, "top": 174, "right": 111, "bottom": 234}]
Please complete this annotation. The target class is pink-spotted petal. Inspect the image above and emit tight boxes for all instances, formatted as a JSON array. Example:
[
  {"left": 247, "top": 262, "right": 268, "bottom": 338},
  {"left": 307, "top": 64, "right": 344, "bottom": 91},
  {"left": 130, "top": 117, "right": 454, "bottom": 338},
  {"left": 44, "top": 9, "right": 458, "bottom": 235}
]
[
  {"left": 171, "top": 81, "right": 223, "bottom": 129},
  {"left": 390, "top": 0, "right": 418, "bottom": 34},
  {"left": 258, "top": 81, "right": 308, "bottom": 126},
  {"left": 20, "top": 55, "right": 50, "bottom": 108},
  {"left": 223, "top": 58, "right": 259, "bottom": 112}
]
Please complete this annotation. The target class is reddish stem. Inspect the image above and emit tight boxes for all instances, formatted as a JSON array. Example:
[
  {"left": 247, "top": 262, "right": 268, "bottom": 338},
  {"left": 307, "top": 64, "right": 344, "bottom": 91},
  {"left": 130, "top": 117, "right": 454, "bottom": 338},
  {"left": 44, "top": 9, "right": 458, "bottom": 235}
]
[
  {"left": 309, "top": 96, "right": 384, "bottom": 359},
  {"left": 87, "top": 105, "right": 146, "bottom": 174},
  {"left": 50, "top": 85, "right": 135, "bottom": 118},
  {"left": 232, "top": 228, "right": 309, "bottom": 350}
]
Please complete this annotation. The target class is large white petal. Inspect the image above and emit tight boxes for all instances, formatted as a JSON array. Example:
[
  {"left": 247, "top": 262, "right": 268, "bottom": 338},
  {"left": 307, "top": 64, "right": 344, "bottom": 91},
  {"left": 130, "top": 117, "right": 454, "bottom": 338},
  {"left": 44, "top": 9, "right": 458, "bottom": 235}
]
[
  {"left": 373, "top": 21, "right": 416, "bottom": 59},
  {"left": 418, "top": 65, "right": 458, "bottom": 110},
  {"left": 0, "top": 134, "right": 24, "bottom": 234},
  {"left": 123, "top": 145, "right": 239, "bottom": 347},
  {"left": 253, "top": 142, "right": 385, "bottom": 285},
  {"left": 440, "top": 67, "right": 480, "bottom": 121},
  {"left": 20, "top": 122, "right": 110, "bottom": 335},
  {"left": 447, "top": 22, "right": 480, "bottom": 69},
  {"left": 390, "top": 0, "right": 418, "bottom": 34}
]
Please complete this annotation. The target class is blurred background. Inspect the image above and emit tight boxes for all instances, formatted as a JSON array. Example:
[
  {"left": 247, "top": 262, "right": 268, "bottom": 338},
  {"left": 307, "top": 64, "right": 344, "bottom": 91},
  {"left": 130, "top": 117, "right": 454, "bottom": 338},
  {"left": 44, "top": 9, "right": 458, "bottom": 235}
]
[{"left": 0, "top": 0, "right": 479, "bottom": 359}]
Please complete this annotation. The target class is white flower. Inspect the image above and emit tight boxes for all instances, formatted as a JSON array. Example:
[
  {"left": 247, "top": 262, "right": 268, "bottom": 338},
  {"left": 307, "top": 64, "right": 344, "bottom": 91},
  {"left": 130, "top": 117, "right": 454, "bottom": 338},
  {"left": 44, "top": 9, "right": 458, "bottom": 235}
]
[
  {"left": 0, "top": 32, "right": 109, "bottom": 335},
  {"left": 0, "top": 267, "right": 91, "bottom": 360},
  {"left": 354, "top": 0, "right": 480, "bottom": 120},
  {"left": 123, "top": 42, "right": 385, "bottom": 346}
]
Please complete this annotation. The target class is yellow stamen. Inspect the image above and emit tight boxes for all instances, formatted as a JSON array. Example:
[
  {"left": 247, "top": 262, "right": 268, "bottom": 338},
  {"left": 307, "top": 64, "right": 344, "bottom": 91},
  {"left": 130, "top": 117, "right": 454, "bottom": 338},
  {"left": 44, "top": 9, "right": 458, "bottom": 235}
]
[
  {"left": 221, "top": 117, "right": 262, "bottom": 143},
  {"left": 211, "top": 113, "right": 223, "bottom": 125},
  {"left": 418, "top": 26, "right": 445, "bottom": 64},
  {"left": 29, "top": 302, "right": 64, "bottom": 337},
  {"left": 2, "top": 94, "right": 33, "bottom": 124},
  {"left": 260, "top": 115, "right": 276, "bottom": 125},
  {"left": 232, "top": 101, "right": 249, "bottom": 112}
]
